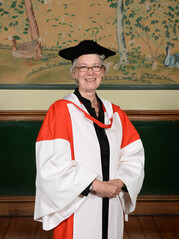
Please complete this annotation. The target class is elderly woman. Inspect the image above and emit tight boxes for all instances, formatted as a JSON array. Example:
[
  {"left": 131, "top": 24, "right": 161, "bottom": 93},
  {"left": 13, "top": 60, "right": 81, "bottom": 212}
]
[{"left": 34, "top": 40, "right": 144, "bottom": 239}]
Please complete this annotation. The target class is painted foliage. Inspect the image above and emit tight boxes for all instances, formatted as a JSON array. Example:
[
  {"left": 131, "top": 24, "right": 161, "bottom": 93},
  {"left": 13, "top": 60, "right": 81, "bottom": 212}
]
[{"left": 0, "top": 0, "right": 178, "bottom": 86}]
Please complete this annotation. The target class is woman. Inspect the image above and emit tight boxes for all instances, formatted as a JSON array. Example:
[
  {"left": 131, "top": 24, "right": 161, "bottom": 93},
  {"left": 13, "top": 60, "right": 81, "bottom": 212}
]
[{"left": 34, "top": 40, "right": 144, "bottom": 239}]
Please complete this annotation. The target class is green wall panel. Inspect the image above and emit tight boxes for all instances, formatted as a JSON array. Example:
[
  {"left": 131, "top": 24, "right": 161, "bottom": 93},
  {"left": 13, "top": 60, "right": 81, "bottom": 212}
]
[
  {"left": 0, "top": 121, "right": 179, "bottom": 196},
  {"left": 133, "top": 121, "right": 179, "bottom": 195},
  {"left": 0, "top": 121, "right": 42, "bottom": 196}
]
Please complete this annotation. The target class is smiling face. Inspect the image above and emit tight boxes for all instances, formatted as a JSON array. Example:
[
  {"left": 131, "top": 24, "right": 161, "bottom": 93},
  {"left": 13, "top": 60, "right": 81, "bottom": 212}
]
[{"left": 72, "top": 54, "right": 105, "bottom": 97}]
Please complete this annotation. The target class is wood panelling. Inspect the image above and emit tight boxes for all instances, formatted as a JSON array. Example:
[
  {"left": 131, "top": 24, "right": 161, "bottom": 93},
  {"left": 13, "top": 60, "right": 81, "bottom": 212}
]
[
  {"left": 131, "top": 195, "right": 179, "bottom": 216},
  {"left": 125, "top": 110, "right": 179, "bottom": 121},
  {"left": 0, "top": 196, "right": 35, "bottom": 216},
  {"left": 0, "top": 110, "right": 179, "bottom": 121},
  {"left": 0, "top": 111, "right": 46, "bottom": 121},
  {"left": 0, "top": 195, "right": 178, "bottom": 217}
]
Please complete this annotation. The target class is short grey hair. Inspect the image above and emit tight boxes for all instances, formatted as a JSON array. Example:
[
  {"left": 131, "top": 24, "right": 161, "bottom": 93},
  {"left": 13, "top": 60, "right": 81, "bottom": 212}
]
[{"left": 70, "top": 54, "right": 110, "bottom": 77}]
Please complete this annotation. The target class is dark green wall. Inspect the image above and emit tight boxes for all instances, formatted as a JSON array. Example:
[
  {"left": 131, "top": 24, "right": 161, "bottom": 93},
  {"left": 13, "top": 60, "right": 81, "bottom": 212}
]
[
  {"left": 0, "top": 121, "right": 179, "bottom": 196},
  {"left": 133, "top": 121, "right": 179, "bottom": 195},
  {"left": 0, "top": 121, "right": 41, "bottom": 196}
]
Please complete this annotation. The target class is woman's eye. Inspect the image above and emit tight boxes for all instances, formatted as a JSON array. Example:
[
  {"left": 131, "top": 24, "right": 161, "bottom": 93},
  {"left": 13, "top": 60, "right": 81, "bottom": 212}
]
[{"left": 80, "top": 66, "right": 88, "bottom": 70}]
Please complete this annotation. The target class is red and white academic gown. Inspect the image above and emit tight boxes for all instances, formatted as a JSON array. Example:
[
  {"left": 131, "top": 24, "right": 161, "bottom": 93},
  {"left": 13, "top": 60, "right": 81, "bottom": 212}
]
[{"left": 34, "top": 93, "right": 144, "bottom": 239}]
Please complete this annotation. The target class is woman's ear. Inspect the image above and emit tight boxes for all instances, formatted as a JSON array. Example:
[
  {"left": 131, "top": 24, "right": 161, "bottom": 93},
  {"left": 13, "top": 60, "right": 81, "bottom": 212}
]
[
  {"left": 72, "top": 68, "right": 77, "bottom": 79},
  {"left": 71, "top": 69, "right": 78, "bottom": 83},
  {"left": 101, "top": 66, "right": 106, "bottom": 78}
]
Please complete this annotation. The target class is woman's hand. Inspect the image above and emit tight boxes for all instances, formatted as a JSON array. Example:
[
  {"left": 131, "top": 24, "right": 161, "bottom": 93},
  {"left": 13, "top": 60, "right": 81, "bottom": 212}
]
[{"left": 91, "top": 179, "right": 124, "bottom": 198}]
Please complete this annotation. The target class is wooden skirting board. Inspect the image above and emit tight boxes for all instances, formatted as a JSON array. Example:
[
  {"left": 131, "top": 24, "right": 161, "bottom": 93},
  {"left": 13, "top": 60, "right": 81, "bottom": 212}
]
[
  {"left": 0, "top": 110, "right": 179, "bottom": 121},
  {"left": 0, "top": 195, "right": 178, "bottom": 216}
]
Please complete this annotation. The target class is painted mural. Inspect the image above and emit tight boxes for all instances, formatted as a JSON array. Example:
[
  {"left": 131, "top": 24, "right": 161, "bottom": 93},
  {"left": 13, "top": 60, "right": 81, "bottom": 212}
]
[{"left": 0, "top": 0, "right": 178, "bottom": 86}]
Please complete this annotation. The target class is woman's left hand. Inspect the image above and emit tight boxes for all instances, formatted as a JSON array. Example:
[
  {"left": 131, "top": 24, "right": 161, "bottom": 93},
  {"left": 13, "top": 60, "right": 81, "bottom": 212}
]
[
  {"left": 92, "top": 179, "right": 124, "bottom": 198},
  {"left": 107, "top": 179, "right": 124, "bottom": 197},
  {"left": 108, "top": 179, "right": 124, "bottom": 189}
]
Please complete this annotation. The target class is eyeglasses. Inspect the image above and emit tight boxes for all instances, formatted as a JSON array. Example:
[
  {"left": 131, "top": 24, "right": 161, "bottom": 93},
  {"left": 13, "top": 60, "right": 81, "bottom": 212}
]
[{"left": 76, "top": 65, "right": 104, "bottom": 72}]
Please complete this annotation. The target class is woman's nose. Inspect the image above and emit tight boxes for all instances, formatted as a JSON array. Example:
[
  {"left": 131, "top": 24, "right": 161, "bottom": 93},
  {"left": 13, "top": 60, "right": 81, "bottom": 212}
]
[{"left": 87, "top": 68, "right": 94, "bottom": 74}]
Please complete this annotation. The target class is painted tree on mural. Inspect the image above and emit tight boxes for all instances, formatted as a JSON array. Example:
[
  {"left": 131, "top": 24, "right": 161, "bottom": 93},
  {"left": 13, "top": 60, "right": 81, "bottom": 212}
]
[
  {"left": 0, "top": 0, "right": 83, "bottom": 52},
  {"left": 0, "top": 0, "right": 30, "bottom": 39},
  {"left": 124, "top": 0, "right": 178, "bottom": 68},
  {"left": 24, "top": 0, "right": 41, "bottom": 59},
  {"left": 108, "top": 0, "right": 178, "bottom": 68},
  {"left": 108, "top": 0, "right": 129, "bottom": 65},
  {"left": 0, "top": 0, "right": 42, "bottom": 59}
]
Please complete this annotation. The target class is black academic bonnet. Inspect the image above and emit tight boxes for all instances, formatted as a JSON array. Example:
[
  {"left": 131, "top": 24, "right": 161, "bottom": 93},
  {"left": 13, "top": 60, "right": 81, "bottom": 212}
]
[{"left": 58, "top": 40, "right": 116, "bottom": 61}]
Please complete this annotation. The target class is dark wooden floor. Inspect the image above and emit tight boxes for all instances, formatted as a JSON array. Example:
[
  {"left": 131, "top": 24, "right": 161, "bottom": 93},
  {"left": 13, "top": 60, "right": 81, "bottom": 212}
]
[{"left": 0, "top": 216, "right": 178, "bottom": 239}]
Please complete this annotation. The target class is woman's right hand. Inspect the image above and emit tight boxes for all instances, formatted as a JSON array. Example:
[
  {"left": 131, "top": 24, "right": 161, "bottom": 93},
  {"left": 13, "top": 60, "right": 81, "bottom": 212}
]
[{"left": 91, "top": 179, "right": 121, "bottom": 198}]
